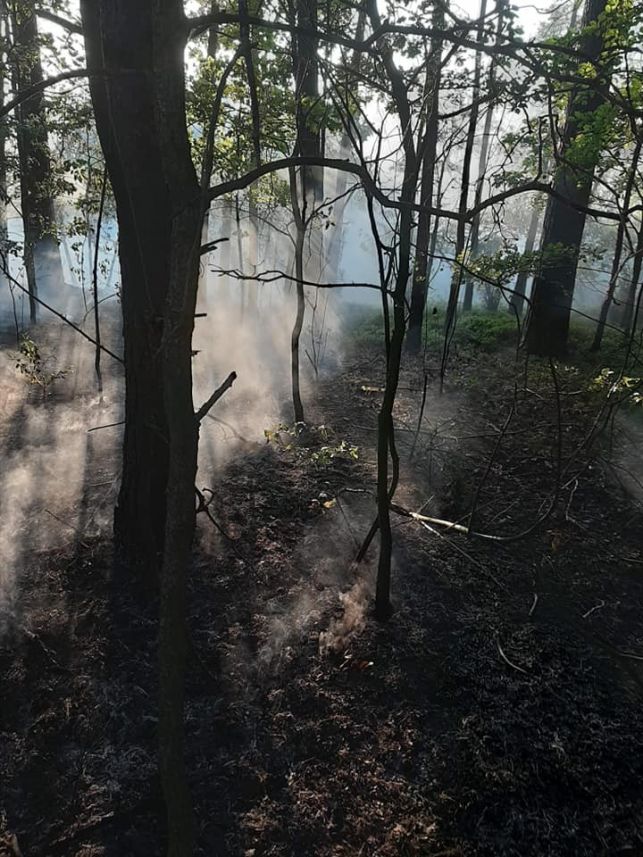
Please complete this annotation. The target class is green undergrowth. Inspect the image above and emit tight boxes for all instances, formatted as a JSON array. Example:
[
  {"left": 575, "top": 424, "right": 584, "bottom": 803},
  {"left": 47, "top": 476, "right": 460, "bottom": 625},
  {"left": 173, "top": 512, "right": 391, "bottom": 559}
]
[
  {"left": 349, "top": 306, "right": 641, "bottom": 380},
  {"left": 350, "top": 306, "right": 518, "bottom": 353}
]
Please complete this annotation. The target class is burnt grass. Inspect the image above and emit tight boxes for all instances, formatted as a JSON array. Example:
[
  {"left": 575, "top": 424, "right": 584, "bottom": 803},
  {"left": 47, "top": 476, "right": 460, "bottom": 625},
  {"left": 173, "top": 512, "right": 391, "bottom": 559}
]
[{"left": 2, "top": 342, "right": 643, "bottom": 856}]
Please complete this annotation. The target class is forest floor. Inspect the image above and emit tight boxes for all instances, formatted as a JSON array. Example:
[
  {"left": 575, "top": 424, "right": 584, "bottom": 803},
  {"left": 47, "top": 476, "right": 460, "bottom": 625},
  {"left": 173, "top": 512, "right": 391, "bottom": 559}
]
[{"left": 1, "top": 321, "right": 643, "bottom": 857}]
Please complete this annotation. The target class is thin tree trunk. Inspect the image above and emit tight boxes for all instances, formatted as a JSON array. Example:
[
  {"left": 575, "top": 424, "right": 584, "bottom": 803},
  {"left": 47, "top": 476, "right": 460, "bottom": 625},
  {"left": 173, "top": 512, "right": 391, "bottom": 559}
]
[
  {"left": 406, "top": 2, "right": 444, "bottom": 354},
  {"left": 92, "top": 166, "right": 107, "bottom": 394},
  {"left": 289, "top": 166, "right": 305, "bottom": 423},
  {"left": 288, "top": 0, "right": 321, "bottom": 421},
  {"left": 591, "top": 137, "right": 642, "bottom": 351},
  {"left": 240, "top": 0, "right": 261, "bottom": 313},
  {"left": 463, "top": 0, "right": 505, "bottom": 312},
  {"left": 443, "top": 0, "right": 487, "bottom": 347},
  {"left": 365, "top": 0, "right": 417, "bottom": 621},
  {"left": 0, "top": 10, "right": 8, "bottom": 252},
  {"left": 10, "top": 2, "right": 64, "bottom": 320},
  {"left": 324, "top": 7, "right": 366, "bottom": 278},
  {"left": 511, "top": 198, "right": 541, "bottom": 317}
]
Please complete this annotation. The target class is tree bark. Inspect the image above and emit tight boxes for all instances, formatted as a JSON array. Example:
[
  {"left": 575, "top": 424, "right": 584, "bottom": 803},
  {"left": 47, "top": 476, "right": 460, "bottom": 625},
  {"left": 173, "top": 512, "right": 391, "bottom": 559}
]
[
  {"left": 0, "top": 9, "right": 8, "bottom": 251},
  {"left": 406, "top": 2, "right": 443, "bottom": 354},
  {"left": 526, "top": 0, "right": 608, "bottom": 357},
  {"left": 289, "top": 166, "right": 306, "bottom": 423},
  {"left": 81, "top": 5, "right": 203, "bottom": 853},
  {"left": 294, "top": 0, "right": 322, "bottom": 205},
  {"left": 288, "top": 0, "right": 321, "bottom": 422},
  {"left": 365, "top": 0, "right": 417, "bottom": 621},
  {"left": 82, "top": 0, "right": 178, "bottom": 575}
]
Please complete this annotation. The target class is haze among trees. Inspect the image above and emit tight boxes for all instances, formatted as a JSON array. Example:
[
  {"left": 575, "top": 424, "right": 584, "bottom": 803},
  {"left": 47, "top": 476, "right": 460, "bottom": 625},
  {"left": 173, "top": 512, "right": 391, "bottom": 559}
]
[{"left": 1, "top": 0, "right": 643, "bottom": 855}]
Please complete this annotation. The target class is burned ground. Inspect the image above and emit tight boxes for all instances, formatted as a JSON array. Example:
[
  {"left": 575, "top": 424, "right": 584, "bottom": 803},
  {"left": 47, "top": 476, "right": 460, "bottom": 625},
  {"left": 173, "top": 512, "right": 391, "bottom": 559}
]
[{"left": 1, "top": 332, "right": 642, "bottom": 857}]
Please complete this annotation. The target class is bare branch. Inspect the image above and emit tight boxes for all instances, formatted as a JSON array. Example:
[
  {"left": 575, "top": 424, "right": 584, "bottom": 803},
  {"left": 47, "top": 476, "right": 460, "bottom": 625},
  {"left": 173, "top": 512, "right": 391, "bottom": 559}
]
[
  {"left": 195, "top": 372, "right": 237, "bottom": 422},
  {"left": 1, "top": 256, "right": 124, "bottom": 364},
  {"left": 36, "top": 9, "right": 83, "bottom": 35},
  {"left": 0, "top": 68, "right": 89, "bottom": 118}
]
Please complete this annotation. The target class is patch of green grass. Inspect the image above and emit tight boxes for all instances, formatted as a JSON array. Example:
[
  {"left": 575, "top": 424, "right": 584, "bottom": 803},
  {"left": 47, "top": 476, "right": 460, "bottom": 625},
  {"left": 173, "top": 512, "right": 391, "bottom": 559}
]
[
  {"left": 350, "top": 306, "right": 518, "bottom": 352},
  {"left": 567, "top": 319, "right": 637, "bottom": 375}
]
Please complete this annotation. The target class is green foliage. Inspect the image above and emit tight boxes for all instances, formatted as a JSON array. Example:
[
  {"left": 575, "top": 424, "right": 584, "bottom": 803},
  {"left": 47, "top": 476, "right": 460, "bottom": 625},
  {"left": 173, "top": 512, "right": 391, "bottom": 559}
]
[
  {"left": 352, "top": 308, "right": 517, "bottom": 352},
  {"left": 264, "top": 422, "right": 359, "bottom": 467},
  {"left": 591, "top": 368, "right": 642, "bottom": 406},
  {"left": 14, "top": 335, "right": 69, "bottom": 394}
]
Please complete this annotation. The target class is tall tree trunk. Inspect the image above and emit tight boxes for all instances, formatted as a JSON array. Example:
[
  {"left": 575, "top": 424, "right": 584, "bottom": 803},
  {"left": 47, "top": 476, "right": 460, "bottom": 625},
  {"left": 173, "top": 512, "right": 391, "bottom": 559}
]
[
  {"left": 294, "top": 0, "right": 322, "bottom": 204},
  {"left": 526, "top": 0, "right": 608, "bottom": 357},
  {"left": 10, "top": 1, "right": 63, "bottom": 320},
  {"left": 81, "top": 4, "right": 203, "bottom": 856},
  {"left": 406, "top": 2, "right": 443, "bottom": 354},
  {"left": 510, "top": 196, "right": 541, "bottom": 317},
  {"left": 241, "top": 0, "right": 261, "bottom": 313},
  {"left": 289, "top": 166, "right": 306, "bottom": 423},
  {"left": 365, "top": 0, "right": 417, "bottom": 621},
  {"left": 82, "top": 0, "right": 173, "bottom": 575},
  {"left": 443, "top": 0, "right": 486, "bottom": 347},
  {"left": 591, "top": 137, "right": 642, "bottom": 351},
  {"left": 324, "top": 6, "right": 366, "bottom": 278},
  {"left": 199, "top": 1, "right": 219, "bottom": 294},
  {"left": 462, "top": 0, "right": 505, "bottom": 313},
  {"left": 289, "top": 0, "right": 321, "bottom": 422},
  {"left": 0, "top": 10, "right": 9, "bottom": 280}
]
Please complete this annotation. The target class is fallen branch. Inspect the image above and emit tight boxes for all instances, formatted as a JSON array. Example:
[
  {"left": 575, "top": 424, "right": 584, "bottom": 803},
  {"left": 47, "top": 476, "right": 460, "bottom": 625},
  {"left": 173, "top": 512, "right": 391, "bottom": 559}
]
[
  {"left": 418, "top": 520, "right": 505, "bottom": 590},
  {"left": 87, "top": 420, "right": 125, "bottom": 433},
  {"left": 195, "top": 371, "right": 237, "bottom": 422},
  {"left": 391, "top": 503, "right": 472, "bottom": 535},
  {"left": 582, "top": 599, "right": 605, "bottom": 619},
  {"left": 497, "top": 638, "right": 529, "bottom": 674}
]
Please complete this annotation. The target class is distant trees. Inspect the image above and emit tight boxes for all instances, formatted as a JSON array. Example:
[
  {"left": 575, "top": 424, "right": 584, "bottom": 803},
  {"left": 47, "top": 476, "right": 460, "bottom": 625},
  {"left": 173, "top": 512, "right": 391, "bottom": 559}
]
[
  {"left": 6, "top": 0, "right": 63, "bottom": 319},
  {"left": 406, "top": 0, "right": 444, "bottom": 354}
]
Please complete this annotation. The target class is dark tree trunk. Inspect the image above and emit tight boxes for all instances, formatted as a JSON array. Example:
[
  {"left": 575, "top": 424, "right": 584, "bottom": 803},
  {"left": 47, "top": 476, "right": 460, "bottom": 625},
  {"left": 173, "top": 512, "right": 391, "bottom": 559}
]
[
  {"left": 81, "top": 5, "right": 203, "bottom": 854},
  {"left": 294, "top": 0, "right": 322, "bottom": 204},
  {"left": 0, "top": 10, "right": 8, "bottom": 250},
  {"left": 526, "top": 0, "right": 607, "bottom": 357},
  {"left": 365, "top": 0, "right": 417, "bottom": 621},
  {"left": 82, "top": 0, "right": 182, "bottom": 576},
  {"left": 406, "top": 2, "right": 443, "bottom": 354},
  {"left": 10, "top": 1, "right": 64, "bottom": 320},
  {"left": 288, "top": 0, "right": 321, "bottom": 422},
  {"left": 289, "top": 166, "right": 306, "bottom": 423}
]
